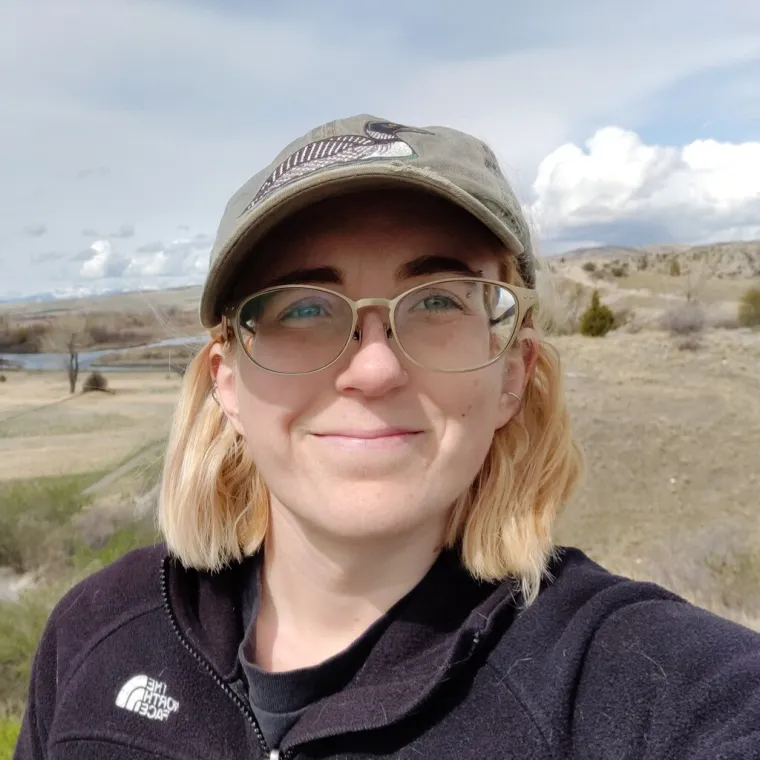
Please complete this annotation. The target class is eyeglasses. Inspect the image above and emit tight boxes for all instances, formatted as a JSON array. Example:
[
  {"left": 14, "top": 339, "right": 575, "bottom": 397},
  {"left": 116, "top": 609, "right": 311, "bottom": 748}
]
[{"left": 221, "top": 277, "right": 538, "bottom": 375}]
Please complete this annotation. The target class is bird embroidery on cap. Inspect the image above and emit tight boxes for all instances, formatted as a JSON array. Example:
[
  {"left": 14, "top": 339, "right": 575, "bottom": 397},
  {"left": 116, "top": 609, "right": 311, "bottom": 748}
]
[{"left": 240, "top": 121, "right": 432, "bottom": 216}]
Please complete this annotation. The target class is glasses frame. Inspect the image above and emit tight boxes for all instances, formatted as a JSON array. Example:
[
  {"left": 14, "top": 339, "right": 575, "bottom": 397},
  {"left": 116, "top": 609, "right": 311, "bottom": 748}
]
[{"left": 221, "top": 276, "right": 539, "bottom": 376}]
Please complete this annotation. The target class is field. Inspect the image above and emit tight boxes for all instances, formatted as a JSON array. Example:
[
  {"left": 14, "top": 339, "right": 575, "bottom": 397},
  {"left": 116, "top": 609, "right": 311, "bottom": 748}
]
[{"left": 0, "top": 248, "right": 759, "bottom": 754}]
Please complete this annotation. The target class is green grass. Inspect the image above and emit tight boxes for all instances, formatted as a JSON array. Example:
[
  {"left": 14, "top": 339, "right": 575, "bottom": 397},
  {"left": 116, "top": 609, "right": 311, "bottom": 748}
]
[
  {"left": 0, "top": 716, "right": 21, "bottom": 760},
  {"left": 72, "top": 520, "right": 160, "bottom": 572},
  {"left": 0, "top": 473, "right": 102, "bottom": 572},
  {"left": 0, "top": 586, "right": 62, "bottom": 714}
]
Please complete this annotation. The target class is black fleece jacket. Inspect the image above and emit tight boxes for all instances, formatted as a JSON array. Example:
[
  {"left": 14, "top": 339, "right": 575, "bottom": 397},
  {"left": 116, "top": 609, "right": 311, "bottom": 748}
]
[{"left": 12, "top": 543, "right": 760, "bottom": 760}]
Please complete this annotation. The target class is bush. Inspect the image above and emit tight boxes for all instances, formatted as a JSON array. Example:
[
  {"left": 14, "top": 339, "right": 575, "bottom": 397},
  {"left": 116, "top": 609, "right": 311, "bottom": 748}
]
[
  {"left": 610, "top": 264, "right": 627, "bottom": 278},
  {"left": 0, "top": 375, "right": 5, "bottom": 383},
  {"left": 660, "top": 302, "right": 706, "bottom": 336},
  {"left": 579, "top": 290, "right": 615, "bottom": 337},
  {"left": 82, "top": 371, "right": 108, "bottom": 393},
  {"left": 0, "top": 588, "right": 57, "bottom": 714},
  {"left": 582, "top": 261, "right": 596, "bottom": 272},
  {"left": 669, "top": 259, "right": 681, "bottom": 277},
  {"left": 0, "top": 475, "right": 94, "bottom": 573},
  {"left": 738, "top": 286, "right": 760, "bottom": 327}
]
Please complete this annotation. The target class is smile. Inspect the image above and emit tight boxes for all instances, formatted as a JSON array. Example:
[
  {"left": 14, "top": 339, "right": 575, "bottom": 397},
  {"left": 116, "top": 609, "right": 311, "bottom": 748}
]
[{"left": 311, "top": 429, "right": 424, "bottom": 450}]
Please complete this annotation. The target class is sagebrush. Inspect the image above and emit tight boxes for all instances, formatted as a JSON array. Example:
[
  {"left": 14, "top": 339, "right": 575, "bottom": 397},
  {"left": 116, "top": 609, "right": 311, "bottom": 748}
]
[{"left": 738, "top": 286, "right": 760, "bottom": 327}]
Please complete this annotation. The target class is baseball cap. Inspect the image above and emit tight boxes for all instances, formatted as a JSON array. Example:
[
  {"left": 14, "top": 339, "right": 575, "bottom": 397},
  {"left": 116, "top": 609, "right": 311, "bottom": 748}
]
[{"left": 200, "top": 114, "right": 536, "bottom": 328}]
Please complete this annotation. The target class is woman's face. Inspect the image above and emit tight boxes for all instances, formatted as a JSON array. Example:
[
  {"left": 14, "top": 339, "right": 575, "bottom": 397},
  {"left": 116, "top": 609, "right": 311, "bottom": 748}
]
[{"left": 214, "top": 190, "right": 529, "bottom": 545}]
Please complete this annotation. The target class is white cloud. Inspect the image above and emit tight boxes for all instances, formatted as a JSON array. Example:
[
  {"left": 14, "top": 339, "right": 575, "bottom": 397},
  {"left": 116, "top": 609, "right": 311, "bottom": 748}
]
[
  {"left": 80, "top": 240, "right": 130, "bottom": 279},
  {"left": 123, "top": 236, "right": 212, "bottom": 279},
  {"left": 530, "top": 128, "right": 760, "bottom": 246},
  {"left": 1, "top": 0, "right": 760, "bottom": 298}
]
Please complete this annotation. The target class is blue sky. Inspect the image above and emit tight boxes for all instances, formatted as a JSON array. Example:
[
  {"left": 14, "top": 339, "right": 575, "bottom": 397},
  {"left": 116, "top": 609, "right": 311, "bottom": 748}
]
[{"left": 2, "top": 0, "right": 759, "bottom": 300}]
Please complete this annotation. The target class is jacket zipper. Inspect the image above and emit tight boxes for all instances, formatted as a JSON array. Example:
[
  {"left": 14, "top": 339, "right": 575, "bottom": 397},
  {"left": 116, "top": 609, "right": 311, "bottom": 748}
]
[{"left": 159, "top": 558, "right": 291, "bottom": 760}]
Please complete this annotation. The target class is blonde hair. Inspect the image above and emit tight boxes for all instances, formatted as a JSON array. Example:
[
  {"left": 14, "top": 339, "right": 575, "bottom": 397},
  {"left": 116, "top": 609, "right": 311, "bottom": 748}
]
[{"left": 158, "top": 255, "right": 584, "bottom": 606}]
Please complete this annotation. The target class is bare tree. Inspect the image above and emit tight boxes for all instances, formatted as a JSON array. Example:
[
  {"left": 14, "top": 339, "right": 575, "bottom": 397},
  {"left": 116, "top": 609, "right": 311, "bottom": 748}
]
[{"left": 42, "top": 316, "right": 87, "bottom": 393}]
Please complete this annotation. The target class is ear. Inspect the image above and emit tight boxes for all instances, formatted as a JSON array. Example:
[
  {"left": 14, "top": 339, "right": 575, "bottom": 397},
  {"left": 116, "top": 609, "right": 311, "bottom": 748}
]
[
  {"left": 495, "top": 327, "right": 539, "bottom": 430},
  {"left": 209, "top": 341, "right": 245, "bottom": 437}
]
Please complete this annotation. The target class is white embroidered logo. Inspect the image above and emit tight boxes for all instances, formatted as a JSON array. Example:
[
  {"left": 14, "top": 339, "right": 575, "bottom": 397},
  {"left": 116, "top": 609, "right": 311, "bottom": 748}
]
[{"left": 115, "top": 675, "right": 180, "bottom": 721}]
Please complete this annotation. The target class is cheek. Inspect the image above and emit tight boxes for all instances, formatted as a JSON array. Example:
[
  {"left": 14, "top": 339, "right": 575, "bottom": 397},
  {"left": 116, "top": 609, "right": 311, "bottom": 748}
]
[
  {"left": 435, "top": 372, "right": 504, "bottom": 427},
  {"left": 235, "top": 366, "right": 324, "bottom": 445}
]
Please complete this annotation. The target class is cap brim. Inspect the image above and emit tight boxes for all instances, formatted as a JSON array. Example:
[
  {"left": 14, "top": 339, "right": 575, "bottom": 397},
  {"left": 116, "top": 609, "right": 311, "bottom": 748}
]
[{"left": 200, "top": 163, "right": 525, "bottom": 328}]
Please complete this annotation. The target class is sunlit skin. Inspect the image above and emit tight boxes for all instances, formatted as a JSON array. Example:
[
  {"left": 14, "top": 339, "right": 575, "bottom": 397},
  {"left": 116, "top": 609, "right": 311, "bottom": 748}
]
[{"left": 211, "top": 189, "right": 537, "bottom": 671}]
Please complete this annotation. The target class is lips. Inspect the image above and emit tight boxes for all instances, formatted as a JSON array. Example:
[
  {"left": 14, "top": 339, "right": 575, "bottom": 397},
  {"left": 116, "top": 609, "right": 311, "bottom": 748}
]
[{"left": 313, "top": 428, "right": 421, "bottom": 439}]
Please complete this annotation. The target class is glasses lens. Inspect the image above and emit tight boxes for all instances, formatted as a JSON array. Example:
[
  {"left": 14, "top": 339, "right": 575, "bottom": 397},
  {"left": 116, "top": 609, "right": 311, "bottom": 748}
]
[
  {"left": 237, "top": 287, "right": 353, "bottom": 373},
  {"left": 394, "top": 280, "right": 517, "bottom": 371}
]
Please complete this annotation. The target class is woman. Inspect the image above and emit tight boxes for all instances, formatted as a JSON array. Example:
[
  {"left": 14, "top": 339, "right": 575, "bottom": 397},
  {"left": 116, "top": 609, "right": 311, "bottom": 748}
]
[{"left": 15, "top": 115, "right": 760, "bottom": 760}]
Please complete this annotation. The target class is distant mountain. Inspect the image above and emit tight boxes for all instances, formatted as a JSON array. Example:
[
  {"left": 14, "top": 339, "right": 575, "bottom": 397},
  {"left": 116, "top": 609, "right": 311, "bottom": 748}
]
[{"left": 0, "top": 282, "right": 203, "bottom": 307}]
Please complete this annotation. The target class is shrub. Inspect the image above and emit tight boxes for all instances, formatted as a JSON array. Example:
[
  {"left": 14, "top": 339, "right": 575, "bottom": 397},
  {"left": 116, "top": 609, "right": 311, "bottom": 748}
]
[
  {"left": 579, "top": 290, "right": 615, "bottom": 337},
  {"left": 610, "top": 264, "right": 627, "bottom": 278},
  {"left": 738, "top": 286, "right": 760, "bottom": 327},
  {"left": 0, "top": 583, "right": 63, "bottom": 715},
  {"left": 582, "top": 261, "right": 596, "bottom": 272},
  {"left": 660, "top": 302, "right": 706, "bottom": 336},
  {"left": 669, "top": 259, "right": 681, "bottom": 277},
  {"left": 677, "top": 336, "right": 702, "bottom": 351},
  {"left": 0, "top": 375, "right": 5, "bottom": 383},
  {"left": 82, "top": 371, "right": 108, "bottom": 393},
  {"left": 0, "top": 475, "right": 94, "bottom": 573}
]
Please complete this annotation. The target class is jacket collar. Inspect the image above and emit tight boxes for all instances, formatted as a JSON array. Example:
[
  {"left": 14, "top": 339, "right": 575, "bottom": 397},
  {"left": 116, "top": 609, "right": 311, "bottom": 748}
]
[{"left": 163, "top": 545, "right": 525, "bottom": 748}]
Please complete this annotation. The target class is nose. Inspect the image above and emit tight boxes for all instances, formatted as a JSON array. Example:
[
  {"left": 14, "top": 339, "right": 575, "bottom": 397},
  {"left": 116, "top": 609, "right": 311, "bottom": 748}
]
[{"left": 335, "top": 311, "right": 408, "bottom": 397}]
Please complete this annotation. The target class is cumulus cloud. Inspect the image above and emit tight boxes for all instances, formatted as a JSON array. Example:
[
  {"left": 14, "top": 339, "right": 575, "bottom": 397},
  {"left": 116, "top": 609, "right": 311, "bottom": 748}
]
[
  {"left": 530, "top": 128, "right": 760, "bottom": 248},
  {"left": 3, "top": 0, "right": 760, "bottom": 298},
  {"left": 80, "top": 240, "right": 130, "bottom": 279},
  {"left": 126, "top": 236, "right": 212, "bottom": 279},
  {"left": 24, "top": 223, "right": 47, "bottom": 237},
  {"left": 136, "top": 240, "right": 164, "bottom": 254}
]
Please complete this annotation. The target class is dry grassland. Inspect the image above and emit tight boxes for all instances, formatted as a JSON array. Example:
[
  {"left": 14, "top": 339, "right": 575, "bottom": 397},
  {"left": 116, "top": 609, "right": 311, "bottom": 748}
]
[
  {"left": 0, "top": 372, "right": 180, "bottom": 481},
  {"left": 0, "top": 256, "right": 759, "bottom": 629}
]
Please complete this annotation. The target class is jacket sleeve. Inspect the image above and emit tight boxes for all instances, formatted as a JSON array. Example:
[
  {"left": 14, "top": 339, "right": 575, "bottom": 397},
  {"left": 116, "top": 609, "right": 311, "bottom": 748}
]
[
  {"left": 572, "top": 598, "right": 760, "bottom": 759},
  {"left": 12, "top": 610, "right": 60, "bottom": 760}
]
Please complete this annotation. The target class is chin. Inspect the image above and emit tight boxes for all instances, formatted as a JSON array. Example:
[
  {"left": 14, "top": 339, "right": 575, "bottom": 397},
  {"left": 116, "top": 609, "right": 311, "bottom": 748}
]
[{"left": 284, "top": 480, "right": 454, "bottom": 542}]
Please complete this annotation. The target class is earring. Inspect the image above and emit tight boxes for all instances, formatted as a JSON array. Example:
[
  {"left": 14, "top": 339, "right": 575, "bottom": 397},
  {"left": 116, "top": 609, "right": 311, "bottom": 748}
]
[
  {"left": 210, "top": 384, "right": 220, "bottom": 405},
  {"left": 506, "top": 391, "right": 523, "bottom": 414}
]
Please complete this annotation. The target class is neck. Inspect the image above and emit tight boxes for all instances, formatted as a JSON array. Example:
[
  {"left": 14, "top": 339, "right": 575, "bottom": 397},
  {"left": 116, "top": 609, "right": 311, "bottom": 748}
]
[{"left": 253, "top": 506, "right": 446, "bottom": 672}]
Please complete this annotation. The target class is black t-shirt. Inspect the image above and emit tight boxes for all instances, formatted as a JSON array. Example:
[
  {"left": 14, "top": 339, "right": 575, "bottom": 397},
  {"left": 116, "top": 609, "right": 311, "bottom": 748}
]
[{"left": 237, "top": 556, "right": 395, "bottom": 748}]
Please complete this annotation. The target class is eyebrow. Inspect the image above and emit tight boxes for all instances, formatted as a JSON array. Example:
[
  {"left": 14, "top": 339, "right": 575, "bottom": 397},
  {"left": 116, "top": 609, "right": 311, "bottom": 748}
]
[{"left": 263, "top": 255, "right": 483, "bottom": 288}]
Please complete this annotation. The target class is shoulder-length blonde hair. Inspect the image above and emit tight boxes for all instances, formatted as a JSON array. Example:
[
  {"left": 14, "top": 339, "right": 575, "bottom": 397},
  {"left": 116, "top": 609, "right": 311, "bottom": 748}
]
[{"left": 158, "top": 252, "right": 584, "bottom": 606}]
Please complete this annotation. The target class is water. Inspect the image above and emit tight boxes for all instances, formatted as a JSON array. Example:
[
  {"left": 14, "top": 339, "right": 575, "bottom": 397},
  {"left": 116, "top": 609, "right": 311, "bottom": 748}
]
[{"left": 0, "top": 335, "right": 206, "bottom": 372}]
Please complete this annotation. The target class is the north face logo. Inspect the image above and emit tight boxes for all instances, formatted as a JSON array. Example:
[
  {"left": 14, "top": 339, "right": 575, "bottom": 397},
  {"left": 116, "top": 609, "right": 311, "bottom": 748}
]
[{"left": 115, "top": 675, "right": 180, "bottom": 721}]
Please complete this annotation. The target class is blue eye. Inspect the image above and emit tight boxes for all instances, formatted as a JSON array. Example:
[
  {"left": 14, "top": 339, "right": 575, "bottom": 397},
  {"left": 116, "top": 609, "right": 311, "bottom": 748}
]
[
  {"left": 417, "top": 294, "right": 460, "bottom": 311},
  {"left": 283, "top": 303, "right": 325, "bottom": 319},
  {"left": 278, "top": 298, "right": 333, "bottom": 323}
]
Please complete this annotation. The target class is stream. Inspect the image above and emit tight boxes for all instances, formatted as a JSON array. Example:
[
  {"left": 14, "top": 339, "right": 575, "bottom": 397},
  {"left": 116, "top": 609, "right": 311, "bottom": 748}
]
[{"left": 0, "top": 335, "right": 206, "bottom": 372}]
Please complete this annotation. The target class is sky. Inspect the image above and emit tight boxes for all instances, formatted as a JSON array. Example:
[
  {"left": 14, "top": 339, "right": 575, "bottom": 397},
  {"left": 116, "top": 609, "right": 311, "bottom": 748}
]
[{"left": 2, "top": 0, "right": 760, "bottom": 301}]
